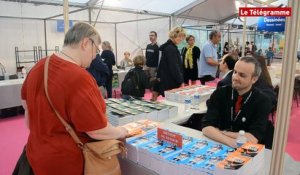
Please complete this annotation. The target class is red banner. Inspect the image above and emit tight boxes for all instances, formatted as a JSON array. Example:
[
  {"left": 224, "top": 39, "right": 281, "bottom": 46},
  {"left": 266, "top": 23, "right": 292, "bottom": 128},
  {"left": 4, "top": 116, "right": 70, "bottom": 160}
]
[
  {"left": 239, "top": 7, "right": 291, "bottom": 17},
  {"left": 157, "top": 128, "right": 183, "bottom": 148}
]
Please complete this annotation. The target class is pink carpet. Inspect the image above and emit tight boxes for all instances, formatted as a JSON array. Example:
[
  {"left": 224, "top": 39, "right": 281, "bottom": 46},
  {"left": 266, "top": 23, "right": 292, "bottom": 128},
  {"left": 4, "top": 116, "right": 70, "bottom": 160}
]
[
  {"left": 1, "top": 86, "right": 299, "bottom": 174},
  {"left": 0, "top": 116, "right": 29, "bottom": 175}
]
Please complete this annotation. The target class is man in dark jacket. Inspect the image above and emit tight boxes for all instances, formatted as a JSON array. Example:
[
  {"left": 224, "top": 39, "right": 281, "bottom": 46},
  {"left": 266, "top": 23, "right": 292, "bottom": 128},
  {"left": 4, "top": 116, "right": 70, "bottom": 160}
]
[
  {"left": 217, "top": 54, "right": 237, "bottom": 88},
  {"left": 86, "top": 54, "right": 109, "bottom": 98}
]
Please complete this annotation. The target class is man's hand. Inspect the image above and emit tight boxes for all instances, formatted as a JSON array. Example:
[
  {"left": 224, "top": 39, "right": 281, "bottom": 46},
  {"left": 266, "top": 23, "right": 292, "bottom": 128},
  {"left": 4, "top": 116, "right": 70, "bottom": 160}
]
[
  {"left": 245, "top": 133, "right": 258, "bottom": 143},
  {"left": 225, "top": 138, "right": 238, "bottom": 148}
]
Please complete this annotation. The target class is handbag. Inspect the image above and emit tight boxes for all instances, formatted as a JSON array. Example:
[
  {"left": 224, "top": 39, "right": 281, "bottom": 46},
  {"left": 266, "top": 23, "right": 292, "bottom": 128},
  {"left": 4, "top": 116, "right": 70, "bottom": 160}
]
[
  {"left": 12, "top": 146, "right": 34, "bottom": 175},
  {"left": 43, "top": 56, "right": 126, "bottom": 175}
]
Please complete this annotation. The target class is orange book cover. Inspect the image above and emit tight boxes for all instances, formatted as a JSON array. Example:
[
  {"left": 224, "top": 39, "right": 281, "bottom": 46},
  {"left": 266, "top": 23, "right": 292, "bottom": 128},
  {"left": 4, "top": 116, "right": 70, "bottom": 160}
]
[
  {"left": 236, "top": 142, "right": 265, "bottom": 157},
  {"left": 217, "top": 154, "right": 251, "bottom": 170}
]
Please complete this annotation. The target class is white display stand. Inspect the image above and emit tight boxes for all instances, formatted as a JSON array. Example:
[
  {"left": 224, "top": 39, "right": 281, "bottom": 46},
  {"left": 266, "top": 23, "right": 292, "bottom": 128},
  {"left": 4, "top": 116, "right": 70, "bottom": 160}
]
[{"left": 0, "top": 79, "right": 24, "bottom": 109}]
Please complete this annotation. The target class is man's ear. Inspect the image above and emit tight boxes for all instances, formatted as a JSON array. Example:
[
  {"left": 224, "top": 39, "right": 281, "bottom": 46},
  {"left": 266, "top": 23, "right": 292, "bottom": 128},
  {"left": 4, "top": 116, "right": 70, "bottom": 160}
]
[
  {"left": 251, "top": 76, "right": 259, "bottom": 84},
  {"left": 80, "top": 38, "right": 89, "bottom": 50}
]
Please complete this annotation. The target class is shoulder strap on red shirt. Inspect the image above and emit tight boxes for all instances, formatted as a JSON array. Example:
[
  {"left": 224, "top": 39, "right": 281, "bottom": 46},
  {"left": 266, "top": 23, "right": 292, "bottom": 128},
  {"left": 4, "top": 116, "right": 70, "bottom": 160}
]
[{"left": 44, "top": 56, "right": 84, "bottom": 149}]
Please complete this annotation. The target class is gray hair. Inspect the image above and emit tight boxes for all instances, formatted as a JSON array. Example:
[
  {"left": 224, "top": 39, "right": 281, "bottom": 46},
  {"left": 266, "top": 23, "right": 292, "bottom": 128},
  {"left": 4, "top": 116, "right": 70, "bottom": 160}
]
[
  {"left": 209, "top": 30, "right": 219, "bottom": 40},
  {"left": 63, "top": 22, "right": 100, "bottom": 47},
  {"left": 102, "top": 41, "right": 113, "bottom": 51},
  {"left": 239, "top": 56, "right": 262, "bottom": 77}
]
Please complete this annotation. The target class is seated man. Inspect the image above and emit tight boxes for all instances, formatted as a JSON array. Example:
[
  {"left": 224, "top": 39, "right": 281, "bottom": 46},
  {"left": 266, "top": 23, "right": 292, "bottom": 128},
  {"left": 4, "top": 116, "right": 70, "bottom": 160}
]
[
  {"left": 202, "top": 56, "right": 272, "bottom": 148},
  {"left": 217, "top": 54, "right": 237, "bottom": 87}
]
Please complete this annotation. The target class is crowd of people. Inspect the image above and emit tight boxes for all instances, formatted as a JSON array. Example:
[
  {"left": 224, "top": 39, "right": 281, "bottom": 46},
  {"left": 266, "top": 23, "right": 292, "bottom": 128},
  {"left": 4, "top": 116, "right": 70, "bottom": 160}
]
[{"left": 20, "top": 22, "right": 278, "bottom": 174}]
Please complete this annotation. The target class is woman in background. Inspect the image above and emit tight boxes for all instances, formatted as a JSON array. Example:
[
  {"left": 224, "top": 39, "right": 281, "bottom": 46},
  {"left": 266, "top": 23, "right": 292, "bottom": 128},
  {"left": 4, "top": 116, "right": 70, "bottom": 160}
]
[
  {"left": 101, "top": 41, "right": 116, "bottom": 98},
  {"left": 152, "top": 27, "right": 186, "bottom": 100},
  {"left": 181, "top": 35, "right": 201, "bottom": 86},
  {"left": 253, "top": 55, "right": 277, "bottom": 108},
  {"left": 223, "top": 42, "right": 229, "bottom": 56}
]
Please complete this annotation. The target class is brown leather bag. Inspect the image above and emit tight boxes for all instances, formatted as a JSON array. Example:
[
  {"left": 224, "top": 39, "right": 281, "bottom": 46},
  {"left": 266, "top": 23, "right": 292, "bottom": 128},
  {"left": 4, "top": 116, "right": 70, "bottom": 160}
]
[{"left": 44, "top": 56, "right": 125, "bottom": 175}]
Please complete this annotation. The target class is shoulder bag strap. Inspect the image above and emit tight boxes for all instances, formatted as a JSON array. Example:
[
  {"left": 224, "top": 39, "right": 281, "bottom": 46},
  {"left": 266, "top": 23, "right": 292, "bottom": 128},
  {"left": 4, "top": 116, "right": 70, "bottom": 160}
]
[{"left": 44, "top": 56, "right": 84, "bottom": 148}]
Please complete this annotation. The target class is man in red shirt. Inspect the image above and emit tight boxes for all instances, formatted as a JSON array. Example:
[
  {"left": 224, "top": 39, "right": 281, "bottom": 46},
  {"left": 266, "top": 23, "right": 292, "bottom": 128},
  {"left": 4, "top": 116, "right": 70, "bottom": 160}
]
[{"left": 21, "top": 22, "right": 128, "bottom": 175}]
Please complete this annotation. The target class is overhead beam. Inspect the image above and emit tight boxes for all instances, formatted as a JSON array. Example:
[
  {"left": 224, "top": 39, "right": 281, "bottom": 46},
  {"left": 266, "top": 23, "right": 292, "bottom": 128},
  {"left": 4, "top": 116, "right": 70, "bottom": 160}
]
[
  {"left": 44, "top": 7, "right": 89, "bottom": 20},
  {"left": 0, "top": 15, "right": 43, "bottom": 20},
  {"left": 115, "top": 16, "right": 168, "bottom": 24},
  {"left": 87, "top": 0, "right": 101, "bottom": 7},
  {"left": 8, "top": 0, "right": 87, "bottom": 8},
  {"left": 172, "top": 0, "right": 208, "bottom": 16},
  {"left": 92, "top": 6, "right": 170, "bottom": 17},
  {"left": 175, "top": 15, "right": 218, "bottom": 23}
]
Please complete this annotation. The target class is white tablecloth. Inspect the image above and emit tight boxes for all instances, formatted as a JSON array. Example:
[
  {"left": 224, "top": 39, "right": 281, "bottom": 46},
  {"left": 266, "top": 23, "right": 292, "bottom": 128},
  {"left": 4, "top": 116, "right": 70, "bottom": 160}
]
[{"left": 0, "top": 79, "right": 24, "bottom": 109}]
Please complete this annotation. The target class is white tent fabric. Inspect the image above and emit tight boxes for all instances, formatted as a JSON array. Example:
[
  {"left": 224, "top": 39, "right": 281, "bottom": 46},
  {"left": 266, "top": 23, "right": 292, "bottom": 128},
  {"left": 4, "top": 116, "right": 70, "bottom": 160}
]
[
  {"left": 0, "top": 0, "right": 289, "bottom": 73},
  {"left": 174, "top": 0, "right": 237, "bottom": 24}
]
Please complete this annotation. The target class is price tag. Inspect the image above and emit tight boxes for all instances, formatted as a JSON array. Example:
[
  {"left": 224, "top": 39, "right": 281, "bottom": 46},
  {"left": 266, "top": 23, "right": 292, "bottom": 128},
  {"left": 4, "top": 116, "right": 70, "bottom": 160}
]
[{"left": 157, "top": 128, "right": 183, "bottom": 148}]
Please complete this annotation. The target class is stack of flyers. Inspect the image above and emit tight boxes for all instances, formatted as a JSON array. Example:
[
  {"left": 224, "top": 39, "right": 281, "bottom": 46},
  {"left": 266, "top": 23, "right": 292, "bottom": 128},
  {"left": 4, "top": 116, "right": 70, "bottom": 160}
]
[
  {"left": 215, "top": 154, "right": 252, "bottom": 175},
  {"left": 106, "top": 107, "right": 134, "bottom": 126},
  {"left": 105, "top": 98, "right": 178, "bottom": 123},
  {"left": 234, "top": 143, "right": 265, "bottom": 175},
  {"left": 125, "top": 130, "right": 157, "bottom": 163},
  {"left": 141, "top": 141, "right": 182, "bottom": 174},
  {"left": 122, "top": 120, "right": 160, "bottom": 137},
  {"left": 164, "top": 85, "right": 215, "bottom": 104}
]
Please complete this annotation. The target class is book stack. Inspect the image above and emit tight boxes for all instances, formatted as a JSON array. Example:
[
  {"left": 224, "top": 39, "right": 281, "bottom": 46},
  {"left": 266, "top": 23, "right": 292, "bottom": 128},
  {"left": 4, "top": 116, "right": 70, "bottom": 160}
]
[
  {"left": 106, "top": 98, "right": 178, "bottom": 126},
  {"left": 125, "top": 129, "right": 265, "bottom": 175},
  {"left": 164, "top": 85, "right": 216, "bottom": 104},
  {"left": 138, "top": 134, "right": 196, "bottom": 174},
  {"left": 126, "top": 130, "right": 157, "bottom": 163},
  {"left": 165, "top": 140, "right": 233, "bottom": 175},
  {"left": 215, "top": 143, "right": 265, "bottom": 175}
]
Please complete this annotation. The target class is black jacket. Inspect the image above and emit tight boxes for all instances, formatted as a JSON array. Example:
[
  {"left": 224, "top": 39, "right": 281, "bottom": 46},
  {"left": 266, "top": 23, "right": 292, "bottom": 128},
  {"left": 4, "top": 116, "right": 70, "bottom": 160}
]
[
  {"left": 157, "top": 39, "right": 183, "bottom": 96},
  {"left": 122, "top": 66, "right": 150, "bottom": 98},
  {"left": 202, "top": 86, "right": 272, "bottom": 142},
  {"left": 101, "top": 50, "right": 115, "bottom": 77},
  {"left": 86, "top": 54, "right": 109, "bottom": 86},
  {"left": 217, "top": 71, "right": 233, "bottom": 88}
]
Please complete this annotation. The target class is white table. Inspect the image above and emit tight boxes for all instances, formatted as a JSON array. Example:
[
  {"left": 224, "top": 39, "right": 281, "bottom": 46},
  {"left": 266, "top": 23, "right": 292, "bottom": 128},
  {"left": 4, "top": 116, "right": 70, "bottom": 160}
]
[
  {"left": 0, "top": 79, "right": 24, "bottom": 109},
  {"left": 119, "top": 123, "right": 300, "bottom": 175},
  {"left": 161, "top": 100, "right": 207, "bottom": 124}
]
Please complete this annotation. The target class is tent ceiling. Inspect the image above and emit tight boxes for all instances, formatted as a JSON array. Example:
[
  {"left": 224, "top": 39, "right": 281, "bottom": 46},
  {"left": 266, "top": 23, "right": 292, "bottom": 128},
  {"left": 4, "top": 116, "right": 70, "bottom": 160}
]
[
  {"left": 0, "top": 0, "right": 288, "bottom": 24},
  {"left": 101, "top": 0, "right": 199, "bottom": 14},
  {"left": 175, "top": 0, "right": 237, "bottom": 24}
]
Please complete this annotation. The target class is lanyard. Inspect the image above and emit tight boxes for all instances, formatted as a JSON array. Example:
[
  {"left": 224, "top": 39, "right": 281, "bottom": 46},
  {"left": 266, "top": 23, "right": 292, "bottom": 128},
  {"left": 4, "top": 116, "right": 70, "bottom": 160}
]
[{"left": 230, "top": 89, "right": 252, "bottom": 129}]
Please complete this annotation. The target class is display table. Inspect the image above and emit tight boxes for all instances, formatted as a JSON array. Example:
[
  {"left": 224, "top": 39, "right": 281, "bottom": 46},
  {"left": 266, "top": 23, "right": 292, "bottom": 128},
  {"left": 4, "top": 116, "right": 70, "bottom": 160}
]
[
  {"left": 161, "top": 100, "right": 207, "bottom": 124},
  {"left": 0, "top": 79, "right": 24, "bottom": 109},
  {"left": 120, "top": 123, "right": 300, "bottom": 175},
  {"left": 113, "top": 69, "right": 129, "bottom": 89}
]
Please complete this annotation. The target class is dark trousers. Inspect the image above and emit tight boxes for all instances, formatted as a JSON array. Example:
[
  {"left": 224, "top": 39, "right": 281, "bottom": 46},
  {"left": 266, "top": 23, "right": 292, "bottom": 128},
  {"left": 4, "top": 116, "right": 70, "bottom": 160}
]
[
  {"left": 199, "top": 75, "right": 215, "bottom": 85},
  {"left": 106, "top": 76, "right": 113, "bottom": 98}
]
